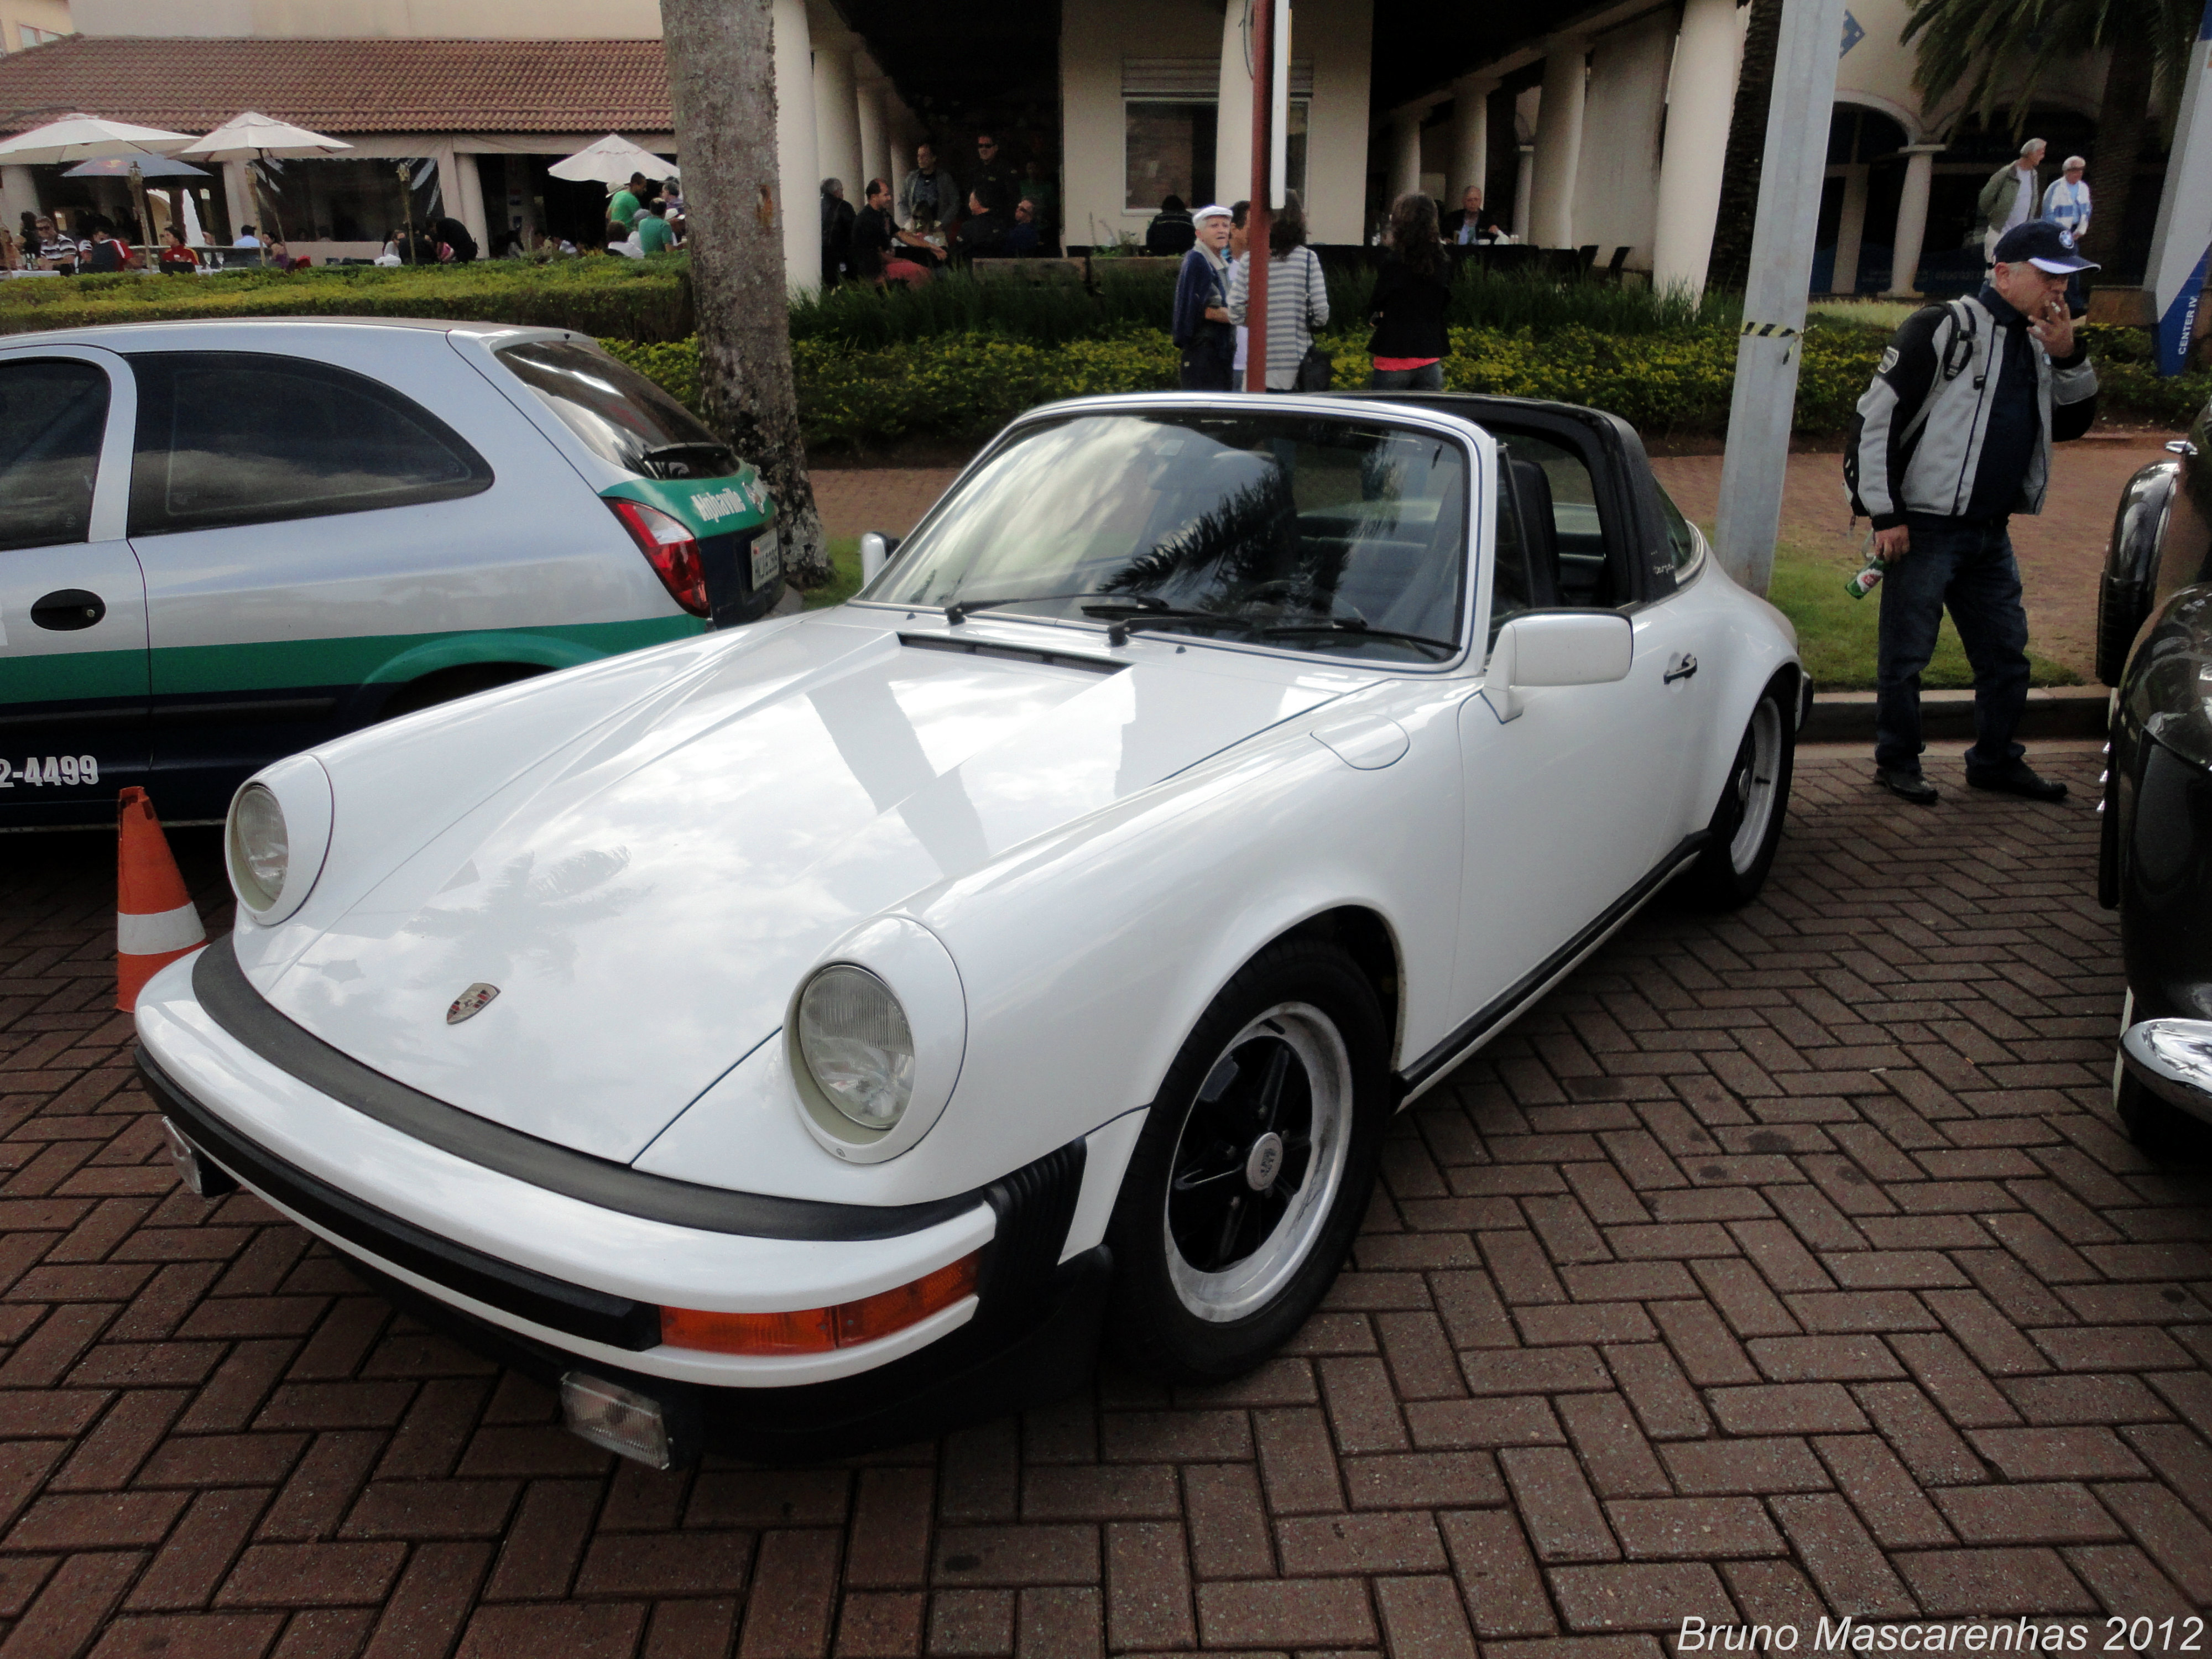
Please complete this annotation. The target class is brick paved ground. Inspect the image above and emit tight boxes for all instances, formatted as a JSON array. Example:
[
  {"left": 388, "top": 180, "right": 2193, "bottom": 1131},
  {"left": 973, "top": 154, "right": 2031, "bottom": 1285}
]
[
  {"left": 814, "top": 437, "right": 2179, "bottom": 680},
  {"left": 3, "top": 746, "right": 2209, "bottom": 1659}
]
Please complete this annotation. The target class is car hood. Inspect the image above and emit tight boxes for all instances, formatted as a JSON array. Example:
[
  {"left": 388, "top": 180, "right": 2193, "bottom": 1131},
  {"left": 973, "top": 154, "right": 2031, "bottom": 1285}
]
[{"left": 260, "top": 612, "right": 1358, "bottom": 1162}]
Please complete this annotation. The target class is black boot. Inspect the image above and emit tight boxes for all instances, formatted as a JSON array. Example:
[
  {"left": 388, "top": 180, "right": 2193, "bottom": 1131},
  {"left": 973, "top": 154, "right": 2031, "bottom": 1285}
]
[{"left": 1877, "top": 768, "right": 1938, "bottom": 805}]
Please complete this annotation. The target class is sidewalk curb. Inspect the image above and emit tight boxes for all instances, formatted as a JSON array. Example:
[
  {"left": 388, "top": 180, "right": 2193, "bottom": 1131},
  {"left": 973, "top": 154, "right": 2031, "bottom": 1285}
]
[{"left": 1802, "top": 685, "right": 2110, "bottom": 746}]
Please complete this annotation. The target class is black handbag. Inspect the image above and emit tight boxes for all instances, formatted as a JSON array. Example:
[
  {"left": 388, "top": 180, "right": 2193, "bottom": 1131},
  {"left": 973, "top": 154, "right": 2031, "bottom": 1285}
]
[{"left": 1295, "top": 343, "right": 1333, "bottom": 392}]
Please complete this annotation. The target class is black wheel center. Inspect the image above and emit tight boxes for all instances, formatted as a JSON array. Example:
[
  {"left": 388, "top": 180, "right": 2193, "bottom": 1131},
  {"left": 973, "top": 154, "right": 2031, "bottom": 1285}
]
[{"left": 1168, "top": 1030, "right": 1317, "bottom": 1273}]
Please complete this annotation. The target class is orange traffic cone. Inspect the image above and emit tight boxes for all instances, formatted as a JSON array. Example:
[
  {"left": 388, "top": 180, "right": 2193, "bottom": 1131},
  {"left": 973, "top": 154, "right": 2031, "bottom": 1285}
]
[{"left": 117, "top": 787, "right": 205, "bottom": 1013}]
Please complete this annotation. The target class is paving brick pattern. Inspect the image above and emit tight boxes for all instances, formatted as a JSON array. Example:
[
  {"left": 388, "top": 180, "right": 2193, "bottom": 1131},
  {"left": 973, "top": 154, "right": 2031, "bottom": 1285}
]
[{"left": 2, "top": 748, "right": 2208, "bottom": 1659}]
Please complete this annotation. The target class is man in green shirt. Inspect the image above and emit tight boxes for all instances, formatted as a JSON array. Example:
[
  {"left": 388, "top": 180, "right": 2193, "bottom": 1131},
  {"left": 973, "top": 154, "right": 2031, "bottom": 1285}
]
[
  {"left": 636, "top": 202, "right": 675, "bottom": 253},
  {"left": 608, "top": 172, "right": 648, "bottom": 229}
]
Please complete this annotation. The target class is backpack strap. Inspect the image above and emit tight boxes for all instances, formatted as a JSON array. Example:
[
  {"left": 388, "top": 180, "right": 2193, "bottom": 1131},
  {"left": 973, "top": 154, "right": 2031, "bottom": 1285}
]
[{"left": 1897, "top": 299, "right": 1978, "bottom": 449}]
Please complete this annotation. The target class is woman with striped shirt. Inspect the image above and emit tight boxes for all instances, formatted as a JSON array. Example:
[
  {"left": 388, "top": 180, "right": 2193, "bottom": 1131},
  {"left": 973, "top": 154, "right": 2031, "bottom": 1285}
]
[{"left": 1227, "top": 192, "right": 1331, "bottom": 390}]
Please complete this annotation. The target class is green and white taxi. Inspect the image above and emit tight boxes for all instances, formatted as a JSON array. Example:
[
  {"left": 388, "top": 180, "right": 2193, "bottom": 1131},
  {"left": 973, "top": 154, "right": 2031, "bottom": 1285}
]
[{"left": 0, "top": 318, "right": 781, "bottom": 830}]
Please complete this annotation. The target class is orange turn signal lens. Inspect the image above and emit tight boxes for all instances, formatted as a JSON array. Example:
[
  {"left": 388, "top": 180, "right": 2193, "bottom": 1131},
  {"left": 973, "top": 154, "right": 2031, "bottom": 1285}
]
[{"left": 659, "top": 1251, "right": 982, "bottom": 1357}]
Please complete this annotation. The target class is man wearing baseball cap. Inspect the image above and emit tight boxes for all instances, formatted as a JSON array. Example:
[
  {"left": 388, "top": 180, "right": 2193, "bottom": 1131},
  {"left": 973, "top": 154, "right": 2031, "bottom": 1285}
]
[{"left": 1845, "top": 219, "right": 2100, "bottom": 806}]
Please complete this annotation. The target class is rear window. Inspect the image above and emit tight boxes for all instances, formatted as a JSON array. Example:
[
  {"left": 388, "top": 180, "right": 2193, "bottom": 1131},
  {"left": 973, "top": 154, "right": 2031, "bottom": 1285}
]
[
  {"left": 497, "top": 340, "right": 738, "bottom": 481},
  {"left": 128, "top": 352, "right": 491, "bottom": 536}
]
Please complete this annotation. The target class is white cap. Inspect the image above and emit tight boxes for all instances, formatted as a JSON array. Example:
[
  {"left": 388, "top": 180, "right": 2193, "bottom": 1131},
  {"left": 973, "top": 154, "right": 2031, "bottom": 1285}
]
[{"left": 1193, "top": 203, "right": 1234, "bottom": 223}]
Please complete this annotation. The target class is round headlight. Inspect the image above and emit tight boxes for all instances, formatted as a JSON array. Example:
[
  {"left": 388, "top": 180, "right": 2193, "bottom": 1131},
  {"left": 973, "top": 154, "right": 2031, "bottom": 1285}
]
[
  {"left": 797, "top": 965, "right": 915, "bottom": 1130},
  {"left": 227, "top": 784, "right": 289, "bottom": 912}
]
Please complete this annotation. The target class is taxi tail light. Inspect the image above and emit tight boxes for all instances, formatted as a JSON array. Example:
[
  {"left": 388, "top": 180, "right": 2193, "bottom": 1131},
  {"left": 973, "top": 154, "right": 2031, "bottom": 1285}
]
[
  {"left": 608, "top": 497, "right": 710, "bottom": 617},
  {"left": 659, "top": 1250, "right": 980, "bottom": 1357}
]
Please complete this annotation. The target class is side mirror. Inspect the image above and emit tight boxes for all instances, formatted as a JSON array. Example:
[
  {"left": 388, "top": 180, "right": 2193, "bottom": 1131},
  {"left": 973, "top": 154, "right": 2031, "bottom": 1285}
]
[
  {"left": 858, "top": 530, "right": 902, "bottom": 584},
  {"left": 1480, "top": 610, "right": 1633, "bottom": 722}
]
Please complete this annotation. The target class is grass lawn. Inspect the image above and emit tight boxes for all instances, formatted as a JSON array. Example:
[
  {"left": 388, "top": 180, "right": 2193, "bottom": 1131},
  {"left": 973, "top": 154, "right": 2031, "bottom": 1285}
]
[
  {"left": 1764, "top": 536, "right": 2080, "bottom": 691},
  {"left": 802, "top": 536, "right": 865, "bottom": 609}
]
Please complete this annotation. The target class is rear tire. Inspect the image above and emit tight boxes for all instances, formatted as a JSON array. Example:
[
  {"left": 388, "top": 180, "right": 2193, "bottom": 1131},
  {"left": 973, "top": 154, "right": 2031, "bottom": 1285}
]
[
  {"left": 1688, "top": 672, "right": 1796, "bottom": 910},
  {"left": 1105, "top": 940, "right": 1390, "bottom": 1384}
]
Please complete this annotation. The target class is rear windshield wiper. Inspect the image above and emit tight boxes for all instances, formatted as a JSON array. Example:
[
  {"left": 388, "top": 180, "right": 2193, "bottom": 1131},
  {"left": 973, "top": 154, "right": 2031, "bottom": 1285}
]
[
  {"left": 1255, "top": 619, "right": 1459, "bottom": 659},
  {"left": 635, "top": 441, "right": 738, "bottom": 477},
  {"left": 946, "top": 592, "right": 1170, "bottom": 624}
]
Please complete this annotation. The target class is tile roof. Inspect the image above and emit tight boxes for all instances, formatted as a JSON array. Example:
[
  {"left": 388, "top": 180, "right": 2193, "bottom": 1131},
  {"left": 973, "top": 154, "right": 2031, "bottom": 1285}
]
[{"left": 0, "top": 35, "right": 673, "bottom": 138}]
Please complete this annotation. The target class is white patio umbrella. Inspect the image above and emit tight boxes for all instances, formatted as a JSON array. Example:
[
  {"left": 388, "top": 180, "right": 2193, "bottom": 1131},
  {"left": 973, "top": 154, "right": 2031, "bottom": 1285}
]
[
  {"left": 549, "top": 133, "right": 679, "bottom": 188},
  {"left": 0, "top": 114, "right": 197, "bottom": 263},
  {"left": 177, "top": 112, "right": 352, "bottom": 249}
]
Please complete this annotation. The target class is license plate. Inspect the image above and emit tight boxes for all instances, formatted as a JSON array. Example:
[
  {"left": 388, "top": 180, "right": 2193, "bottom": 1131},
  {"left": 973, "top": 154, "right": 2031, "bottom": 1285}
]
[{"left": 750, "top": 529, "right": 780, "bottom": 589}]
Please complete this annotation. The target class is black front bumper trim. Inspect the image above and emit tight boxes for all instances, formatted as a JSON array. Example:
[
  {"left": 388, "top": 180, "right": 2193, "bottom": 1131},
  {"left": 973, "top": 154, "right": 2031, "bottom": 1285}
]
[{"left": 139, "top": 1047, "right": 661, "bottom": 1350}]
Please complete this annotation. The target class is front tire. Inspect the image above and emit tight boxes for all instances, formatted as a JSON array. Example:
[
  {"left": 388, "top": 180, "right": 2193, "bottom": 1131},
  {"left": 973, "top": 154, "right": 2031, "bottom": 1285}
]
[
  {"left": 1106, "top": 940, "right": 1390, "bottom": 1383},
  {"left": 1689, "top": 672, "right": 1796, "bottom": 909}
]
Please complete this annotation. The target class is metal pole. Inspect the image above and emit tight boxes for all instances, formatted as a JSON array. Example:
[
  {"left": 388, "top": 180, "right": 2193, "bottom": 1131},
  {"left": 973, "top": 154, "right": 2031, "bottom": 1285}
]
[
  {"left": 1713, "top": 0, "right": 1848, "bottom": 595},
  {"left": 399, "top": 161, "right": 416, "bottom": 263},
  {"left": 1245, "top": 0, "right": 1274, "bottom": 391},
  {"left": 2147, "top": 0, "right": 2212, "bottom": 375}
]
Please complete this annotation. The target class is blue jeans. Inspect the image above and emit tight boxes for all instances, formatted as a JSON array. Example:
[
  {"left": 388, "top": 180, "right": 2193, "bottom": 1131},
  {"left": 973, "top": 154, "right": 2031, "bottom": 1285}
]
[
  {"left": 1369, "top": 363, "right": 1444, "bottom": 391},
  {"left": 1875, "top": 514, "right": 2031, "bottom": 775}
]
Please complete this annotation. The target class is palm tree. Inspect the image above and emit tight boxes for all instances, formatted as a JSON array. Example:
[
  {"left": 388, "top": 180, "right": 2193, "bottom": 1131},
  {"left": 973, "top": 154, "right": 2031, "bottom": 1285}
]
[
  {"left": 1903, "top": 0, "right": 2198, "bottom": 273},
  {"left": 1706, "top": 0, "right": 1785, "bottom": 294},
  {"left": 660, "top": 0, "right": 832, "bottom": 588}
]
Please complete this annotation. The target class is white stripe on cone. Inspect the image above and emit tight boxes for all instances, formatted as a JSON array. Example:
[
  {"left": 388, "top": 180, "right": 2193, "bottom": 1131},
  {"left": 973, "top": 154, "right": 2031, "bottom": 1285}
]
[{"left": 118, "top": 900, "right": 206, "bottom": 957}]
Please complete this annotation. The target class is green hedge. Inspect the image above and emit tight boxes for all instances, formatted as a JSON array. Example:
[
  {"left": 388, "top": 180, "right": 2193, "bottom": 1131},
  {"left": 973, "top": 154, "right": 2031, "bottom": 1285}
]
[{"left": 0, "top": 255, "right": 693, "bottom": 341}]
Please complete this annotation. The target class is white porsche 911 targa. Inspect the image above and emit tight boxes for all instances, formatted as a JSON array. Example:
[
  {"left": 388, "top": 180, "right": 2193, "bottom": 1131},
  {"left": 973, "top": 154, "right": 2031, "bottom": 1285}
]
[{"left": 135, "top": 392, "right": 1803, "bottom": 1467}]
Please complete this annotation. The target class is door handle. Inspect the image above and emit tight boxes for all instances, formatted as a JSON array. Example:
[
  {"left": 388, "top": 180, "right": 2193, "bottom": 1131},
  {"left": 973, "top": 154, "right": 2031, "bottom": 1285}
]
[
  {"left": 30, "top": 589, "right": 106, "bottom": 631},
  {"left": 1663, "top": 652, "right": 1698, "bottom": 685}
]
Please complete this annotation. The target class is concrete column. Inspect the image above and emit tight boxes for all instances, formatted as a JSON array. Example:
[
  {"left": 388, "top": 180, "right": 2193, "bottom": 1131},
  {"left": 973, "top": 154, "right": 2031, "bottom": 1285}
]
[
  {"left": 222, "top": 158, "right": 256, "bottom": 241},
  {"left": 1528, "top": 36, "right": 1588, "bottom": 248},
  {"left": 1883, "top": 144, "right": 1942, "bottom": 298},
  {"left": 1389, "top": 111, "right": 1423, "bottom": 202},
  {"left": 1215, "top": 0, "right": 1254, "bottom": 212},
  {"left": 0, "top": 164, "right": 37, "bottom": 229},
  {"left": 1650, "top": 0, "right": 1740, "bottom": 295},
  {"left": 446, "top": 148, "right": 491, "bottom": 256},
  {"left": 1449, "top": 77, "right": 1495, "bottom": 207},
  {"left": 1513, "top": 144, "right": 1536, "bottom": 239},
  {"left": 773, "top": 0, "right": 821, "bottom": 290},
  {"left": 856, "top": 74, "right": 890, "bottom": 196},
  {"left": 813, "top": 43, "right": 864, "bottom": 199},
  {"left": 1830, "top": 161, "right": 1868, "bottom": 294}
]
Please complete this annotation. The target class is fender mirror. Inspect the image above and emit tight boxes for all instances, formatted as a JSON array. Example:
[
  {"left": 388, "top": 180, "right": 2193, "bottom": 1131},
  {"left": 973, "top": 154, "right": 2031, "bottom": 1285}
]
[
  {"left": 858, "top": 530, "right": 902, "bottom": 584},
  {"left": 1481, "top": 610, "right": 1634, "bottom": 722}
]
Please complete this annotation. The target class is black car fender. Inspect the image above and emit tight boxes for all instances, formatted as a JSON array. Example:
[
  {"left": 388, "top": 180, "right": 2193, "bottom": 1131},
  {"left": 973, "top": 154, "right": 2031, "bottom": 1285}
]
[{"left": 2099, "top": 460, "right": 2178, "bottom": 686}]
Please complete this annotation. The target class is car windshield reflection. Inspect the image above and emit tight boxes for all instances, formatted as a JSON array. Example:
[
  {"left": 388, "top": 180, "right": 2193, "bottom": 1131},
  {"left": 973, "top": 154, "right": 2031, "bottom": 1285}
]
[{"left": 867, "top": 410, "right": 1470, "bottom": 664}]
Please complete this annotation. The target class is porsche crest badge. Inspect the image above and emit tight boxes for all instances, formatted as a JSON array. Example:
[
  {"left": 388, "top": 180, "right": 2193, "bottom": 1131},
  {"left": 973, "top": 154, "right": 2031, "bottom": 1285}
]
[{"left": 446, "top": 983, "right": 500, "bottom": 1024}]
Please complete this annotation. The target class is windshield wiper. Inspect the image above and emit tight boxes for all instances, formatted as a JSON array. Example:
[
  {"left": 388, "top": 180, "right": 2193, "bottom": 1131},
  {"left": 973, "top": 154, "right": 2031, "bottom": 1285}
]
[
  {"left": 946, "top": 593, "right": 1168, "bottom": 624},
  {"left": 1255, "top": 618, "right": 1459, "bottom": 659},
  {"left": 635, "top": 440, "right": 738, "bottom": 477}
]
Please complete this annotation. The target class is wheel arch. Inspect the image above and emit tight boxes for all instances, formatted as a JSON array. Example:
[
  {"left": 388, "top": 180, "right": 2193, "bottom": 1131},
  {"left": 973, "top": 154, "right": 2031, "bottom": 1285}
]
[{"left": 362, "top": 630, "right": 611, "bottom": 689}]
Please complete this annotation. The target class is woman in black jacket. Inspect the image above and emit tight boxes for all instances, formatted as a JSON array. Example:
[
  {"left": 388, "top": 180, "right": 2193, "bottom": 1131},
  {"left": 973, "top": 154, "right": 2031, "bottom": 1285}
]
[{"left": 1368, "top": 192, "right": 1451, "bottom": 391}]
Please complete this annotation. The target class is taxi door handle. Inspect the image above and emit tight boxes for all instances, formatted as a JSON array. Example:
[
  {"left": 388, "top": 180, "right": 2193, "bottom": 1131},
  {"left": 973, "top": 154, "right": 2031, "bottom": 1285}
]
[{"left": 31, "top": 589, "right": 106, "bottom": 632}]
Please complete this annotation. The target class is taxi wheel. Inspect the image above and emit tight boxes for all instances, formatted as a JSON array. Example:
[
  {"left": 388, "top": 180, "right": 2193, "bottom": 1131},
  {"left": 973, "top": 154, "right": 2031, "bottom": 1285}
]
[
  {"left": 378, "top": 665, "right": 545, "bottom": 721},
  {"left": 1689, "top": 672, "right": 1796, "bottom": 910},
  {"left": 1105, "top": 938, "right": 1389, "bottom": 1384}
]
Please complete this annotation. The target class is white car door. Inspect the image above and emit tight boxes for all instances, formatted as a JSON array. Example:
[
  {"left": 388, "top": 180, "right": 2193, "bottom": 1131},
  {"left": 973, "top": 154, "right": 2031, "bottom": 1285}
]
[
  {"left": 0, "top": 344, "right": 150, "bottom": 822},
  {"left": 1445, "top": 430, "right": 1707, "bottom": 1038}
]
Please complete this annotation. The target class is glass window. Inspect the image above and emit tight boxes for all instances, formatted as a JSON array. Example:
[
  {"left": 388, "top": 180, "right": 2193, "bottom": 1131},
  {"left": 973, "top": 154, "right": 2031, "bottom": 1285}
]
[
  {"left": 1493, "top": 432, "right": 1612, "bottom": 606},
  {"left": 870, "top": 410, "right": 1469, "bottom": 665},
  {"left": 0, "top": 358, "right": 108, "bottom": 552},
  {"left": 497, "top": 340, "right": 738, "bottom": 481},
  {"left": 127, "top": 352, "right": 492, "bottom": 536},
  {"left": 252, "top": 156, "right": 441, "bottom": 244},
  {"left": 1125, "top": 102, "right": 1217, "bottom": 211},
  {"left": 1655, "top": 483, "right": 1703, "bottom": 573}
]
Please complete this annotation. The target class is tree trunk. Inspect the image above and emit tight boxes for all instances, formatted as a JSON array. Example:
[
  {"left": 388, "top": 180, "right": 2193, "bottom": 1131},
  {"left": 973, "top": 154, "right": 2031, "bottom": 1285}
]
[
  {"left": 660, "top": 0, "right": 832, "bottom": 588},
  {"left": 1705, "top": 0, "right": 1784, "bottom": 293},
  {"left": 2079, "top": 30, "right": 2155, "bottom": 278}
]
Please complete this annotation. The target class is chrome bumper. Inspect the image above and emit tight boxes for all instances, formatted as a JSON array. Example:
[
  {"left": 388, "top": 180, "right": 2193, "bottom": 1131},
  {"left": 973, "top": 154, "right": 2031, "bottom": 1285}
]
[{"left": 2122, "top": 1018, "right": 2212, "bottom": 1124}]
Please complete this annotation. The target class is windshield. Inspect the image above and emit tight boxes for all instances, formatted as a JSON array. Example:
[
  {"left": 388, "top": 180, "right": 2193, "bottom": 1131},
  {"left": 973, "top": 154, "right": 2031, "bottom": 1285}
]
[
  {"left": 867, "top": 410, "right": 1471, "bottom": 664},
  {"left": 496, "top": 340, "right": 739, "bottom": 481}
]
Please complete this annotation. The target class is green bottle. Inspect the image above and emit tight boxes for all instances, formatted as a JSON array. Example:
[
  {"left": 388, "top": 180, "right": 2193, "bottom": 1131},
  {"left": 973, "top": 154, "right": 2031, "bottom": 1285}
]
[{"left": 1847, "top": 549, "right": 1886, "bottom": 600}]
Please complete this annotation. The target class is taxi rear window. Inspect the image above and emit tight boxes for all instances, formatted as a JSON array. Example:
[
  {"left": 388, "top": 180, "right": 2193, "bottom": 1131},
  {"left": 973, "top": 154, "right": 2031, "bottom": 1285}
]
[{"left": 497, "top": 341, "right": 739, "bottom": 482}]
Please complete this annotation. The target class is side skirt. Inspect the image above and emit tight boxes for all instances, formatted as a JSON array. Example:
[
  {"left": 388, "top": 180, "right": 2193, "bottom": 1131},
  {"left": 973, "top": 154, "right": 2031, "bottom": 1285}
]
[{"left": 1395, "top": 832, "right": 1709, "bottom": 1106}]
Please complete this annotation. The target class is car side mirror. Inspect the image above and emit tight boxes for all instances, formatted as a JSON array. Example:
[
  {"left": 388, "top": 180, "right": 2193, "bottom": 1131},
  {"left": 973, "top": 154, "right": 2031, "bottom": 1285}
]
[
  {"left": 858, "top": 530, "right": 902, "bottom": 583},
  {"left": 1481, "top": 610, "right": 1633, "bottom": 722}
]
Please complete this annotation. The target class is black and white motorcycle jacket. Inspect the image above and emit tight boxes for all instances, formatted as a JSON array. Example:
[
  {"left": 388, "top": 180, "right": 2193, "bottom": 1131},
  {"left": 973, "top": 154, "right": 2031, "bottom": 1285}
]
[{"left": 1846, "top": 293, "right": 2098, "bottom": 531}]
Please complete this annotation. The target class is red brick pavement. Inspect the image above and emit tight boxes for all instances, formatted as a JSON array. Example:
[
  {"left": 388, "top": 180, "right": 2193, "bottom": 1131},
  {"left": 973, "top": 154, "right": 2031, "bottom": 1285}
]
[{"left": 3, "top": 749, "right": 2209, "bottom": 1658}]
